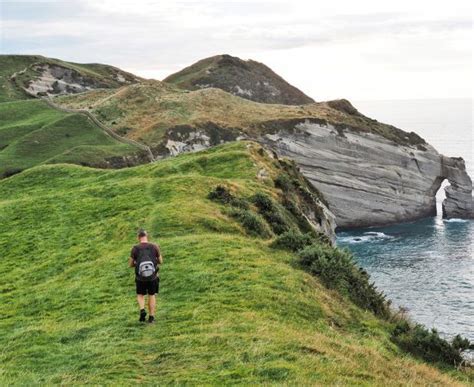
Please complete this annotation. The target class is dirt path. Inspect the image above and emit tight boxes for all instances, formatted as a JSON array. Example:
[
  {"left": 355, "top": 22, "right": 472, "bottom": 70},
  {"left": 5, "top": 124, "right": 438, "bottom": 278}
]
[{"left": 10, "top": 70, "right": 155, "bottom": 162}]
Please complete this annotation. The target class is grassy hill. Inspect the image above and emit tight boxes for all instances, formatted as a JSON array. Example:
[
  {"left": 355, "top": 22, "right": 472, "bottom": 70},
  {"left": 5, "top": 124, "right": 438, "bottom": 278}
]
[
  {"left": 163, "top": 54, "right": 315, "bottom": 105},
  {"left": 0, "top": 142, "right": 469, "bottom": 384},
  {"left": 0, "top": 99, "right": 143, "bottom": 178},
  {"left": 55, "top": 80, "right": 426, "bottom": 148},
  {"left": 0, "top": 55, "right": 140, "bottom": 103}
]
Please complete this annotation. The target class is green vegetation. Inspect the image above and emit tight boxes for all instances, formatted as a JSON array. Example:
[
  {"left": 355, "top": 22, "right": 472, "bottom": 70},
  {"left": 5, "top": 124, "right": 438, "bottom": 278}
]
[
  {"left": 55, "top": 79, "right": 426, "bottom": 147},
  {"left": 0, "top": 100, "right": 142, "bottom": 177},
  {"left": 392, "top": 321, "right": 474, "bottom": 366},
  {"left": 1, "top": 141, "right": 470, "bottom": 384}
]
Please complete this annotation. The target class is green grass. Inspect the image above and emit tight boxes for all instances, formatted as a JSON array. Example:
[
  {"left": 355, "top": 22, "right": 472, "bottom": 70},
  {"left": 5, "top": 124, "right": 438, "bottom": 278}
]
[
  {"left": 0, "top": 99, "right": 140, "bottom": 177},
  {"left": 0, "top": 142, "right": 469, "bottom": 385}
]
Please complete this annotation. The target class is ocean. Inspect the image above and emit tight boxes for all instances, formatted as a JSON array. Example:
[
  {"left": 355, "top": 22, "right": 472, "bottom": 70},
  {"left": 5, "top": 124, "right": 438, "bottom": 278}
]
[{"left": 336, "top": 98, "right": 473, "bottom": 342}]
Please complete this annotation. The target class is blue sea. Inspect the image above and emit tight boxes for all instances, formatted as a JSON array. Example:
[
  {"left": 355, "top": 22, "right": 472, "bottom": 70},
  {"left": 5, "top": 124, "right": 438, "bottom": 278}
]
[{"left": 337, "top": 98, "right": 473, "bottom": 342}]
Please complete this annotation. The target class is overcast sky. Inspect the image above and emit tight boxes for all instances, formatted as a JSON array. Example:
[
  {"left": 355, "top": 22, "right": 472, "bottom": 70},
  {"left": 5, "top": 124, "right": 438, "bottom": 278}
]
[{"left": 1, "top": 0, "right": 472, "bottom": 101}]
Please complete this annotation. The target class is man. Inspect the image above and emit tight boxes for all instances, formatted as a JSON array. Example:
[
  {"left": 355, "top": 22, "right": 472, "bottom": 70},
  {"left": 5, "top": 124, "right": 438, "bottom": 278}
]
[{"left": 129, "top": 229, "right": 163, "bottom": 323}]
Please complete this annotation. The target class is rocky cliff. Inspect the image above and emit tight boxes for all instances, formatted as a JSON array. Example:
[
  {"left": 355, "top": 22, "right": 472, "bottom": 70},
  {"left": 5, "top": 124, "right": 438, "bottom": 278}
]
[{"left": 258, "top": 120, "right": 473, "bottom": 228}]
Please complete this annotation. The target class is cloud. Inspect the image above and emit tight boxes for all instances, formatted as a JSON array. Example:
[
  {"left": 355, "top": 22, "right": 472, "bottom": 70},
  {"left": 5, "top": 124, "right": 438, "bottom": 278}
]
[{"left": 0, "top": 0, "right": 472, "bottom": 99}]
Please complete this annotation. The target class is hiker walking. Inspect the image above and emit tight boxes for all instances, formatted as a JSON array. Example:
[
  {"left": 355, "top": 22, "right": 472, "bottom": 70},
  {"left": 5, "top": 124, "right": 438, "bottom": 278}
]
[{"left": 129, "top": 229, "right": 163, "bottom": 323}]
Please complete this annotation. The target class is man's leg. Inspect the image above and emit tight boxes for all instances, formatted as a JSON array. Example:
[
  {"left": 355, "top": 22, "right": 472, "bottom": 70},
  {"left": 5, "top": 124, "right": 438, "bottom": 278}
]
[
  {"left": 148, "top": 295, "right": 156, "bottom": 317},
  {"left": 137, "top": 294, "right": 145, "bottom": 309},
  {"left": 137, "top": 294, "right": 147, "bottom": 322}
]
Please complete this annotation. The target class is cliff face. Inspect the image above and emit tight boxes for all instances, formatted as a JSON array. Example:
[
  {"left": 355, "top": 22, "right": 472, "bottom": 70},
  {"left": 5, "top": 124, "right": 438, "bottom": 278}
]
[
  {"left": 157, "top": 120, "right": 473, "bottom": 228},
  {"left": 259, "top": 121, "right": 473, "bottom": 228}
]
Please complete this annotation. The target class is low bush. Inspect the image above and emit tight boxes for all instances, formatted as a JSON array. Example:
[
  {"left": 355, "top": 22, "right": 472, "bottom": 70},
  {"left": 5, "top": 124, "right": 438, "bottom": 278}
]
[
  {"left": 252, "top": 192, "right": 292, "bottom": 235},
  {"left": 208, "top": 185, "right": 249, "bottom": 209},
  {"left": 297, "top": 244, "right": 390, "bottom": 318},
  {"left": 227, "top": 208, "right": 272, "bottom": 238},
  {"left": 271, "top": 230, "right": 313, "bottom": 252},
  {"left": 391, "top": 321, "right": 473, "bottom": 366}
]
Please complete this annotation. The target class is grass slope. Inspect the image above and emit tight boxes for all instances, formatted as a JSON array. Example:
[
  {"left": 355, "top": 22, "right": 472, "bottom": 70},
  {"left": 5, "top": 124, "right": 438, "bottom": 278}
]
[
  {"left": 55, "top": 80, "right": 425, "bottom": 147},
  {"left": 0, "top": 99, "right": 139, "bottom": 177},
  {"left": 0, "top": 142, "right": 468, "bottom": 385}
]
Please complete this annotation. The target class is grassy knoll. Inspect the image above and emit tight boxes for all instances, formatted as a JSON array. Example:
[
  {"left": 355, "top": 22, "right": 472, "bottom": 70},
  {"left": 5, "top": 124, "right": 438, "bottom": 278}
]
[
  {"left": 55, "top": 80, "right": 425, "bottom": 147},
  {"left": 0, "top": 142, "right": 469, "bottom": 384},
  {"left": 0, "top": 99, "right": 141, "bottom": 177}
]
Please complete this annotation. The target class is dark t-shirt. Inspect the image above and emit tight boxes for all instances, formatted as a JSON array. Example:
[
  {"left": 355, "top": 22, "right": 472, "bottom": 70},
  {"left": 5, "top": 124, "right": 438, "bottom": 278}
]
[{"left": 131, "top": 242, "right": 160, "bottom": 279}]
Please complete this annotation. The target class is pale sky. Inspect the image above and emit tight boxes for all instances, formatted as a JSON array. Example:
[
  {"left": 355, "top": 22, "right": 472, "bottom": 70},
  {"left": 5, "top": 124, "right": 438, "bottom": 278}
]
[{"left": 1, "top": 0, "right": 472, "bottom": 100}]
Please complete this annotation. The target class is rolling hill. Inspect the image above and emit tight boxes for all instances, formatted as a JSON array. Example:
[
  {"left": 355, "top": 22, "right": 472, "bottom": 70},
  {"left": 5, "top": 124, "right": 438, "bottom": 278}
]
[
  {"left": 0, "top": 99, "right": 148, "bottom": 178},
  {"left": 0, "top": 142, "right": 470, "bottom": 384},
  {"left": 0, "top": 56, "right": 148, "bottom": 177},
  {"left": 163, "top": 54, "right": 315, "bottom": 105}
]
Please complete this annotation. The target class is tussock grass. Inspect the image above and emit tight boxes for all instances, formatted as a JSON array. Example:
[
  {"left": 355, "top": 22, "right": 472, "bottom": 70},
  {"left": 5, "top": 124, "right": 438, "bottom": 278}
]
[{"left": 0, "top": 142, "right": 470, "bottom": 384}]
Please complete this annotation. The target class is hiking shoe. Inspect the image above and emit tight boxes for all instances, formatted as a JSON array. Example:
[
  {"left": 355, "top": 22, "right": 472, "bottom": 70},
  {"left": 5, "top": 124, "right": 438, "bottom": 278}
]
[
  {"left": 148, "top": 316, "right": 155, "bottom": 324},
  {"left": 139, "top": 309, "right": 147, "bottom": 323}
]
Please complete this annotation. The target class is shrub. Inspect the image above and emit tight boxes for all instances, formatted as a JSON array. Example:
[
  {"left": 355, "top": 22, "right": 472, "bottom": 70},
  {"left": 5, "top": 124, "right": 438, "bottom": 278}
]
[
  {"left": 227, "top": 208, "right": 272, "bottom": 238},
  {"left": 208, "top": 185, "right": 249, "bottom": 209},
  {"left": 391, "top": 323, "right": 472, "bottom": 366},
  {"left": 2, "top": 168, "right": 23, "bottom": 178},
  {"left": 274, "top": 173, "right": 292, "bottom": 191},
  {"left": 297, "top": 244, "right": 389, "bottom": 318},
  {"left": 252, "top": 192, "right": 292, "bottom": 235},
  {"left": 271, "top": 230, "right": 314, "bottom": 252}
]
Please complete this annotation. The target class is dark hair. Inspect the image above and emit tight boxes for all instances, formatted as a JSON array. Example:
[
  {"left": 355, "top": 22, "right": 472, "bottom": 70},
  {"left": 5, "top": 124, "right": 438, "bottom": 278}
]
[{"left": 137, "top": 229, "right": 148, "bottom": 238}]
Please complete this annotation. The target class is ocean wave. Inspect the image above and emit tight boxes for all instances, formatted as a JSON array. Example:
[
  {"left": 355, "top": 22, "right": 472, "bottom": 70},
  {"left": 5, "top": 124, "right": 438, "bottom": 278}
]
[
  {"left": 443, "top": 218, "right": 468, "bottom": 223},
  {"left": 338, "top": 232, "right": 393, "bottom": 244}
]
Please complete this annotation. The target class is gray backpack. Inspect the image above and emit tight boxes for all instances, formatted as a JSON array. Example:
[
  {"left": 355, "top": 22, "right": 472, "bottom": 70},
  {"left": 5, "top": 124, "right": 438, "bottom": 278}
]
[{"left": 135, "top": 244, "right": 158, "bottom": 281}]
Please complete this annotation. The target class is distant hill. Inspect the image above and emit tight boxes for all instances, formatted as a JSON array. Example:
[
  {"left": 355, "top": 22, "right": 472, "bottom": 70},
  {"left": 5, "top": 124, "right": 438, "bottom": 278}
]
[
  {"left": 0, "top": 55, "right": 141, "bottom": 102},
  {"left": 164, "top": 54, "right": 315, "bottom": 105},
  {"left": 0, "top": 55, "right": 147, "bottom": 177}
]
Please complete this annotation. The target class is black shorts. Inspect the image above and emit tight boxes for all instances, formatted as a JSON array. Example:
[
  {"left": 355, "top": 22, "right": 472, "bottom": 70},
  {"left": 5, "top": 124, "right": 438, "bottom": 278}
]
[{"left": 136, "top": 278, "right": 159, "bottom": 295}]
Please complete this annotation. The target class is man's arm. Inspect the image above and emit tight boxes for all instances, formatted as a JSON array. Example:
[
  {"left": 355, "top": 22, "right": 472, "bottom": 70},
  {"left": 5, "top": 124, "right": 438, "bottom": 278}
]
[
  {"left": 156, "top": 244, "right": 163, "bottom": 265},
  {"left": 128, "top": 257, "right": 135, "bottom": 267}
]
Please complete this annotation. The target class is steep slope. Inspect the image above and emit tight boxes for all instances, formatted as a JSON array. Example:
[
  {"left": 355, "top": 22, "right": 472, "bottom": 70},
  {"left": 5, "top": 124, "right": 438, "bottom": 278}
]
[
  {"left": 0, "top": 142, "right": 469, "bottom": 385},
  {"left": 0, "top": 100, "right": 148, "bottom": 178},
  {"left": 55, "top": 81, "right": 473, "bottom": 225},
  {"left": 0, "top": 54, "right": 141, "bottom": 102},
  {"left": 164, "top": 54, "right": 315, "bottom": 105}
]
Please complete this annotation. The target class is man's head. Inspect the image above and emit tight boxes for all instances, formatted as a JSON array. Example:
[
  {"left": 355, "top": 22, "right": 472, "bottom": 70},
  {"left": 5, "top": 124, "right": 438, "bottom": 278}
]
[{"left": 137, "top": 228, "right": 148, "bottom": 242}]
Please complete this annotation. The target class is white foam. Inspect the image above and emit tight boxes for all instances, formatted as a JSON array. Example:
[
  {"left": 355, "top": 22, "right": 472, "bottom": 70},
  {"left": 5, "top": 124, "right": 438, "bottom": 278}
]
[
  {"left": 443, "top": 218, "right": 468, "bottom": 223},
  {"left": 338, "top": 232, "right": 393, "bottom": 244}
]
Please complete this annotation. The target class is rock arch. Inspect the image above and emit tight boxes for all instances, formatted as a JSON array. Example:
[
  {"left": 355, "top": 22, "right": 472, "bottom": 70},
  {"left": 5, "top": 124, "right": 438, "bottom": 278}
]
[{"left": 439, "top": 156, "right": 473, "bottom": 219}]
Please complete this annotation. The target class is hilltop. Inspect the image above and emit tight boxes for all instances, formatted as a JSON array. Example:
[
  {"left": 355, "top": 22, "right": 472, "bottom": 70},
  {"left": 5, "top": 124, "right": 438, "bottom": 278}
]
[
  {"left": 164, "top": 54, "right": 315, "bottom": 105},
  {"left": 0, "top": 142, "right": 470, "bottom": 384},
  {"left": 0, "top": 54, "right": 140, "bottom": 102}
]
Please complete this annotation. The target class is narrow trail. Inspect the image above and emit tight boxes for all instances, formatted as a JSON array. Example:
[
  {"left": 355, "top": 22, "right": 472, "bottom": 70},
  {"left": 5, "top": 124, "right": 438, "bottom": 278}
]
[
  {"left": 9, "top": 70, "right": 156, "bottom": 162},
  {"left": 40, "top": 97, "right": 156, "bottom": 162}
]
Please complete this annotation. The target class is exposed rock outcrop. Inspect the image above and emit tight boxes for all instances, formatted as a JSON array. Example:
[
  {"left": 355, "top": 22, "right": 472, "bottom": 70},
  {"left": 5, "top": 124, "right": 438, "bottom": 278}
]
[
  {"left": 15, "top": 62, "right": 140, "bottom": 98},
  {"left": 259, "top": 121, "right": 473, "bottom": 228}
]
